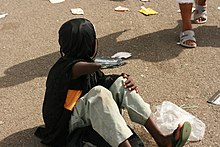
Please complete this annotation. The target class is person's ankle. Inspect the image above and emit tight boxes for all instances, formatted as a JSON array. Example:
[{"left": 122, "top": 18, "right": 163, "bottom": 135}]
[
  {"left": 156, "top": 135, "right": 171, "bottom": 147},
  {"left": 182, "top": 24, "right": 192, "bottom": 32},
  {"left": 182, "top": 28, "right": 193, "bottom": 32}
]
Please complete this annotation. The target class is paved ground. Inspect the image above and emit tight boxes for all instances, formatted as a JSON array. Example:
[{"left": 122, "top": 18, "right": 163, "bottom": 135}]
[{"left": 0, "top": 0, "right": 220, "bottom": 146}]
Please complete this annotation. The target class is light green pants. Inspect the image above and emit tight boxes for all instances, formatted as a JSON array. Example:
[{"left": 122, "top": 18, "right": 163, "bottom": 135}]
[{"left": 69, "top": 77, "right": 152, "bottom": 147}]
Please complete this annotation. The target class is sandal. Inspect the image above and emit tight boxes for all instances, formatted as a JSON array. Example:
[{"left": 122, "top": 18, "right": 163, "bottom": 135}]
[
  {"left": 172, "top": 122, "right": 192, "bottom": 147},
  {"left": 193, "top": 4, "right": 207, "bottom": 24},
  {"left": 179, "top": 30, "right": 197, "bottom": 48}
]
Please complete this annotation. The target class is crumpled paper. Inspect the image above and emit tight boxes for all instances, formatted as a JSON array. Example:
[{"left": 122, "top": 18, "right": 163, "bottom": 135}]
[{"left": 71, "top": 8, "right": 84, "bottom": 15}]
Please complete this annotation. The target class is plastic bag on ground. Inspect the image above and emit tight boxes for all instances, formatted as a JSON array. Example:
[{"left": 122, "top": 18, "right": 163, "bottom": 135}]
[
  {"left": 152, "top": 101, "right": 206, "bottom": 141},
  {"left": 94, "top": 56, "right": 125, "bottom": 69}
]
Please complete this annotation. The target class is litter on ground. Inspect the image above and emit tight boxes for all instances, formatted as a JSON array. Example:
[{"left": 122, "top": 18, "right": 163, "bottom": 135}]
[
  {"left": 207, "top": 90, "right": 220, "bottom": 105},
  {"left": 114, "top": 6, "right": 129, "bottom": 12},
  {"left": 71, "top": 8, "right": 84, "bottom": 15},
  {"left": 138, "top": 6, "right": 158, "bottom": 16},
  {"left": 111, "top": 52, "right": 132, "bottom": 59},
  {"left": 0, "top": 12, "right": 8, "bottom": 19},
  {"left": 49, "top": 0, "right": 65, "bottom": 4},
  {"left": 152, "top": 101, "right": 206, "bottom": 141},
  {"left": 94, "top": 56, "right": 126, "bottom": 69}
]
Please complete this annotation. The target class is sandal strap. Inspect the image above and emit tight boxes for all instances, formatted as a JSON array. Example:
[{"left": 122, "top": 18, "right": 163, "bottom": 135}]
[
  {"left": 180, "top": 30, "right": 196, "bottom": 44},
  {"left": 193, "top": 4, "right": 207, "bottom": 20},
  {"left": 171, "top": 128, "right": 178, "bottom": 147}
]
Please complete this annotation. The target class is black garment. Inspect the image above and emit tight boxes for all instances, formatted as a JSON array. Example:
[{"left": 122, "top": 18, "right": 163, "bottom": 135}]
[
  {"left": 35, "top": 57, "right": 120, "bottom": 146},
  {"left": 58, "top": 18, "right": 96, "bottom": 60},
  {"left": 67, "top": 126, "right": 145, "bottom": 147}
]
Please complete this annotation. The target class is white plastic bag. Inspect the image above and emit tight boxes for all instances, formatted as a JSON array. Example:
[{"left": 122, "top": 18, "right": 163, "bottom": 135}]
[{"left": 152, "top": 101, "right": 206, "bottom": 141}]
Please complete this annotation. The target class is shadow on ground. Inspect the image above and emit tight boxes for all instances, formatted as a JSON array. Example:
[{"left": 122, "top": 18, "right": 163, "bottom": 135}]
[
  {"left": 0, "top": 127, "right": 46, "bottom": 147},
  {"left": 0, "top": 22, "right": 219, "bottom": 88}
]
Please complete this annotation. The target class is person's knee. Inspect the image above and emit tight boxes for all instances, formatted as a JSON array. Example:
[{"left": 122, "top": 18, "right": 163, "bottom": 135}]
[
  {"left": 92, "top": 85, "right": 110, "bottom": 94},
  {"left": 117, "top": 76, "right": 125, "bottom": 82},
  {"left": 112, "top": 76, "right": 125, "bottom": 88},
  {"left": 88, "top": 86, "right": 114, "bottom": 105}
]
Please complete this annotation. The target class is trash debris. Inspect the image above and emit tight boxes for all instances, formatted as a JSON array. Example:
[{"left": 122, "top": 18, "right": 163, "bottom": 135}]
[
  {"left": 180, "top": 104, "right": 198, "bottom": 109},
  {"left": 152, "top": 101, "right": 206, "bottom": 141},
  {"left": 71, "top": 8, "right": 84, "bottom": 15},
  {"left": 0, "top": 121, "right": 4, "bottom": 125},
  {"left": 49, "top": 0, "right": 65, "bottom": 4},
  {"left": 138, "top": 6, "right": 158, "bottom": 16},
  {"left": 207, "top": 90, "right": 220, "bottom": 105},
  {"left": 177, "top": 7, "right": 195, "bottom": 13},
  {"left": 140, "top": 0, "right": 150, "bottom": 2},
  {"left": 94, "top": 56, "right": 126, "bottom": 69},
  {"left": 218, "top": 7, "right": 220, "bottom": 10},
  {"left": 0, "top": 12, "right": 8, "bottom": 19},
  {"left": 114, "top": 6, "right": 129, "bottom": 12},
  {"left": 111, "top": 52, "right": 132, "bottom": 59}
]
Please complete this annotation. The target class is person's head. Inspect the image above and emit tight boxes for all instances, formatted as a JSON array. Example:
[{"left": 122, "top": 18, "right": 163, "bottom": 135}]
[{"left": 58, "top": 18, "right": 97, "bottom": 61}]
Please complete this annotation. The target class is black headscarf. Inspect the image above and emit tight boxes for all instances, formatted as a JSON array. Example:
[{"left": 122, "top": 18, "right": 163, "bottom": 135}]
[{"left": 58, "top": 18, "right": 96, "bottom": 61}]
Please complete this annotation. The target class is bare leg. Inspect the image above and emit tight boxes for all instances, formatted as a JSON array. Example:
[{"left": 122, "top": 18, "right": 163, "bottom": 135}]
[
  {"left": 179, "top": 3, "right": 196, "bottom": 47},
  {"left": 144, "top": 117, "right": 182, "bottom": 147},
  {"left": 119, "top": 140, "right": 132, "bottom": 147},
  {"left": 119, "top": 117, "right": 182, "bottom": 147}
]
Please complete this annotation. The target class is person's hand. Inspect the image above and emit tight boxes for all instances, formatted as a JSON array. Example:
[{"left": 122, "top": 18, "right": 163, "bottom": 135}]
[{"left": 121, "top": 73, "right": 139, "bottom": 93}]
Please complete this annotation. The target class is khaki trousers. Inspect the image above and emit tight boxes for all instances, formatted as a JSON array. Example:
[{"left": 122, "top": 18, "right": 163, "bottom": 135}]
[{"left": 69, "top": 77, "right": 152, "bottom": 147}]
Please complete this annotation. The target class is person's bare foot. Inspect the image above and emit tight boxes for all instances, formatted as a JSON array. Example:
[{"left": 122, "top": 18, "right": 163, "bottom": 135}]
[
  {"left": 167, "top": 122, "right": 191, "bottom": 147},
  {"left": 181, "top": 40, "right": 197, "bottom": 48},
  {"left": 167, "top": 124, "right": 182, "bottom": 147}
]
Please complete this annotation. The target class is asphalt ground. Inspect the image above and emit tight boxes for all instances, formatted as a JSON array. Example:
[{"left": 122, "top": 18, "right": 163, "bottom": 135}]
[{"left": 0, "top": 0, "right": 220, "bottom": 146}]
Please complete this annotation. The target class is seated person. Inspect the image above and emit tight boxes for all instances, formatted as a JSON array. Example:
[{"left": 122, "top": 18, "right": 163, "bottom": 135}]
[{"left": 35, "top": 18, "right": 192, "bottom": 147}]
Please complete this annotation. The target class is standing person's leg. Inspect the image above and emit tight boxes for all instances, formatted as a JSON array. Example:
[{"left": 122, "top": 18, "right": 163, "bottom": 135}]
[
  {"left": 179, "top": 3, "right": 193, "bottom": 32},
  {"left": 109, "top": 77, "right": 191, "bottom": 147},
  {"left": 179, "top": 3, "right": 197, "bottom": 48}
]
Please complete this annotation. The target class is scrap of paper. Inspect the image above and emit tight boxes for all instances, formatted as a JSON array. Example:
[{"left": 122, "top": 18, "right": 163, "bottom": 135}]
[
  {"left": 115, "top": 6, "right": 129, "bottom": 12},
  {"left": 111, "top": 52, "right": 132, "bottom": 59},
  {"left": 138, "top": 6, "right": 158, "bottom": 15},
  {"left": 207, "top": 90, "right": 220, "bottom": 105},
  {"left": 218, "top": 7, "right": 220, "bottom": 10},
  {"left": 71, "top": 8, "right": 84, "bottom": 15},
  {"left": 0, "top": 12, "right": 8, "bottom": 19},
  {"left": 49, "top": 0, "right": 65, "bottom": 4}
]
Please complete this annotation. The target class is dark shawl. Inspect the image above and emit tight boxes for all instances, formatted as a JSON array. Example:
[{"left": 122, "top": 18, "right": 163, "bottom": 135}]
[
  {"left": 35, "top": 57, "right": 119, "bottom": 146},
  {"left": 35, "top": 18, "right": 120, "bottom": 146}
]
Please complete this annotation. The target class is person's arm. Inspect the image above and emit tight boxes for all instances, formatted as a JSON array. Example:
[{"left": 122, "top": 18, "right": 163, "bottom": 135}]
[{"left": 72, "top": 62, "right": 102, "bottom": 79}]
